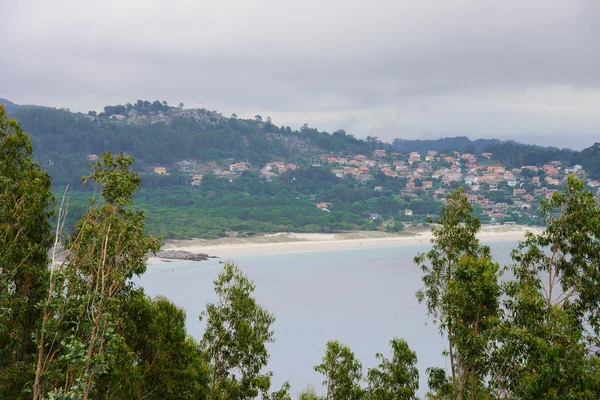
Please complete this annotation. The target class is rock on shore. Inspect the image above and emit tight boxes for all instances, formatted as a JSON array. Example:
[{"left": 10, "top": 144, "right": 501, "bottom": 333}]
[{"left": 154, "top": 250, "right": 216, "bottom": 261}]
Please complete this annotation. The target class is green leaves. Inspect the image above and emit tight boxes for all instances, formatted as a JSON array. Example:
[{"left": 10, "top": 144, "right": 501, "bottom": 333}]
[
  {"left": 201, "top": 262, "right": 275, "bottom": 400},
  {"left": 314, "top": 340, "right": 363, "bottom": 400},
  {"left": 0, "top": 103, "right": 54, "bottom": 398},
  {"left": 367, "top": 338, "right": 419, "bottom": 400}
]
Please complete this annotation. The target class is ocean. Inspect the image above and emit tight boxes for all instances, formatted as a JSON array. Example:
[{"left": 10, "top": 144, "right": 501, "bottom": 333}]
[{"left": 136, "top": 241, "right": 518, "bottom": 397}]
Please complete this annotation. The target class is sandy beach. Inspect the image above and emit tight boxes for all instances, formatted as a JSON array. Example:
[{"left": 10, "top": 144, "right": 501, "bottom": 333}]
[{"left": 147, "top": 225, "right": 543, "bottom": 262}]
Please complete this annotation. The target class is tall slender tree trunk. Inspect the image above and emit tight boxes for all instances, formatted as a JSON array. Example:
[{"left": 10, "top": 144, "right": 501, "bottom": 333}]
[
  {"left": 33, "top": 309, "right": 49, "bottom": 400},
  {"left": 211, "top": 326, "right": 224, "bottom": 400}
]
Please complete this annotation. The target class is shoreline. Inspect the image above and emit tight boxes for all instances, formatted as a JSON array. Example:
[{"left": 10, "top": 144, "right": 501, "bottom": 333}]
[{"left": 147, "top": 226, "right": 542, "bottom": 263}]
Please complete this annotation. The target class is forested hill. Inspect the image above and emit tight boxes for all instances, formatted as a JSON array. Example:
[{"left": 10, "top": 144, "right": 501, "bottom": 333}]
[
  {"left": 6, "top": 100, "right": 375, "bottom": 185},
  {"left": 3, "top": 98, "right": 600, "bottom": 186}
]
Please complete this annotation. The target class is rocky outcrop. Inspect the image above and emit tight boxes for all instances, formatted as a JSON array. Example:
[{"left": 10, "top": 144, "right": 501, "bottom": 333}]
[{"left": 154, "top": 250, "right": 217, "bottom": 262}]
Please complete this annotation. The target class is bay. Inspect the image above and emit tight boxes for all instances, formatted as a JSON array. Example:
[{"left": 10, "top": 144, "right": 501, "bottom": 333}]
[{"left": 137, "top": 240, "right": 517, "bottom": 397}]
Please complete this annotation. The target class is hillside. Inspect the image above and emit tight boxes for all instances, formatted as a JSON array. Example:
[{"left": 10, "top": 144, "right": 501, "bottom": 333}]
[
  {"left": 7, "top": 100, "right": 375, "bottom": 186},
  {"left": 2, "top": 98, "right": 600, "bottom": 240}
]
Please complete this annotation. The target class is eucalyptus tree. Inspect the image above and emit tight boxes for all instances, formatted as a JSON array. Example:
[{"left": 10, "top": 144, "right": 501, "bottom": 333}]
[
  {"left": 367, "top": 338, "right": 419, "bottom": 400},
  {"left": 0, "top": 103, "right": 54, "bottom": 398},
  {"left": 490, "top": 175, "right": 600, "bottom": 398},
  {"left": 33, "top": 152, "right": 160, "bottom": 399},
  {"left": 314, "top": 340, "right": 364, "bottom": 400},
  {"left": 414, "top": 187, "right": 491, "bottom": 398},
  {"left": 200, "top": 262, "right": 275, "bottom": 400}
]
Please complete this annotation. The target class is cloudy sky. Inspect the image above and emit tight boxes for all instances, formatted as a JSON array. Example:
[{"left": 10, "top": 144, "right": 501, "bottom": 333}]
[{"left": 1, "top": 0, "right": 599, "bottom": 148}]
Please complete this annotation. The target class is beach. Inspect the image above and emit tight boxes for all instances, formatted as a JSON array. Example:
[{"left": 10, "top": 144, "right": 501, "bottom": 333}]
[{"left": 147, "top": 225, "right": 542, "bottom": 262}]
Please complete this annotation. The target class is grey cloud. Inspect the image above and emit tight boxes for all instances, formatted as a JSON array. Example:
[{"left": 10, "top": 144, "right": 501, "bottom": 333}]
[{"left": 1, "top": 0, "right": 599, "bottom": 148}]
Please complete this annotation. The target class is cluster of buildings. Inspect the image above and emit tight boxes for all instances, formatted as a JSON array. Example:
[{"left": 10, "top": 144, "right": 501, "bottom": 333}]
[
  {"left": 108, "top": 146, "right": 600, "bottom": 225},
  {"left": 316, "top": 149, "right": 600, "bottom": 223}
]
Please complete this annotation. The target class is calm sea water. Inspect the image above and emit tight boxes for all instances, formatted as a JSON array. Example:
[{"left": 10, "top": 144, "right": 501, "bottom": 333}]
[{"left": 136, "top": 241, "right": 517, "bottom": 397}]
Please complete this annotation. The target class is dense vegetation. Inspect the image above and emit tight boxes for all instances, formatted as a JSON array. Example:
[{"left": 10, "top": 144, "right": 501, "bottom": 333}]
[{"left": 2, "top": 104, "right": 600, "bottom": 399}]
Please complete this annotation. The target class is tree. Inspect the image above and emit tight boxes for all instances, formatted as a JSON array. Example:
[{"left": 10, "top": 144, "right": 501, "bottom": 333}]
[
  {"left": 298, "top": 386, "right": 322, "bottom": 400},
  {"left": 367, "top": 338, "right": 419, "bottom": 400},
  {"left": 444, "top": 256, "right": 500, "bottom": 399},
  {"left": 254, "top": 115, "right": 263, "bottom": 122},
  {"left": 269, "top": 382, "right": 292, "bottom": 400},
  {"left": 179, "top": 102, "right": 185, "bottom": 108},
  {"left": 96, "top": 294, "right": 210, "bottom": 399},
  {"left": 200, "top": 262, "right": 275, "bottom": 400},
  {"left": 314, "top": 340, "right": 363, "bottom": 400},
  {"left": 33, "top": 152, "right": 161, "bottom": 399},
  {"left": 231, "top": 113, "right": 237, "bottom": 119},
  {"left": 489, "top": 176, "right": 600, "bottom": 398},
  {"left": 0, "top": 103, "right": 54, "bottom": 398},
  {"left": 414, "top": 187, "right": 490, "bottom": 399}
]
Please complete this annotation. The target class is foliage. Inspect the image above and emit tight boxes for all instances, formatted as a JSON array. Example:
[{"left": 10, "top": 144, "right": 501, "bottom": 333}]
[
  {"left": 95, "top": 293, "right": 210, "bottom": 399},
  {"left": 32, "top": 152, "right": 161, "bottom": 399},
  {"left": 489, "top": 175, "right": 600, "bottom": 398},
  {"left": 367, "top": 338, "right": 419, "bottom": 400},
  {"left": 414, "top": 187, "right": 490, "bottom": 397},
  {"left": 0, "top": 103, "right": 54, "bottom": 398},
  {"left": 314, "top": 341, "right": 363, "bottom": 400},
  {"left": 200, "top": 262, "right": 275, "bottom": 400}
]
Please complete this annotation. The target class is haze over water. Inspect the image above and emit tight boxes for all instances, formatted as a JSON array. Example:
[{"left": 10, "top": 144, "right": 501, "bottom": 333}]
[{"left": 138, "top": 241, "right": 516, "bottom": 396}]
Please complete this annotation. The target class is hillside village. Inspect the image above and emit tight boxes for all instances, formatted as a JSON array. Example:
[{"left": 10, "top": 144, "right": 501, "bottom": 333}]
[{"left": 88, "top": 147, "right": 600, "bottom": 227}]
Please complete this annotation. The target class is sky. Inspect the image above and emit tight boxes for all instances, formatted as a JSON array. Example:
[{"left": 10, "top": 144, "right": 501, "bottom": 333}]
[{"left": 1, "top": 0, "right": 599, "bottom": 149}]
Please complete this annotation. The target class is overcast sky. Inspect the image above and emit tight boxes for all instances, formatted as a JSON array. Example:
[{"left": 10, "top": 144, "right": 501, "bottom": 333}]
[{"left": 1, "top": 0, "right": 599, "bottom": 149}]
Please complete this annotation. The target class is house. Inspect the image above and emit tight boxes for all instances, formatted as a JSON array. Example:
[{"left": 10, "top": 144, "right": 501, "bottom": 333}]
[
  {"left": 588, "top": 180, "right": 600, "bottom": 188},
  {"left": 286, "top": 163, "right": 297, "bottom": 171},
  {"left": 110, "top": 114, "right": 126, "bottom": 120},
  {"left": 369, "top": 213, "right": 380, "bottom": 219},
  {"left": 374, "top": 186, "right": 383, "bottom": 192},
  {"left": 87, "top": 154, "right": 99, "bottom": 161},
  {"left": 355, "top": 154, "right": 368, "bottom": 161},
  {"left": 192, "top": 173, "right": 204, "bottom": 181},
  {"left": 374, "top": 149, "right": 386, "bottom": 157},
  {"left": 522, "top": 165, "right": 538, "bottom": 171},
  {"left": 532, "top": 176, "right": 540, "bottom": 185},
  {"left": 513, "top": 188, "right": 526, "bottom": 196},
  {"left": 544, "top": 167, "right": 560, "bottom": 176},
  {"left": 333, "top": 169, "right": 344, "bottom": 178},
  {"left": 465, "top": 175, "right": 478, "bottom": 185},
  {"left": 229, "top": 162, "right": 248, "bottom": 172},
  {"left": 405, "top": 209, "right": 413, "bottom": 216},
  {"left": 154, "top": 167, "right": 166, "bottom": 175},
  {"left": 488, "top": 166, "right": 505, "bottom": 174},
  {"left": 503, "top": 171, "right": 514, "bottom": 180},
  {"left": 428, "top": 150, "right": 438, "bottom": 157},
  {"left": 423, "top": 180, "right": 433, "bottom": 189},
  {"left": 481, "top": 152, "right": 493, "bottom": 159},
  {"left": 316, "top": 202, "right": 331, "bottom": 210}
]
